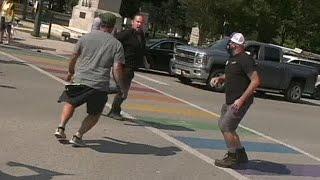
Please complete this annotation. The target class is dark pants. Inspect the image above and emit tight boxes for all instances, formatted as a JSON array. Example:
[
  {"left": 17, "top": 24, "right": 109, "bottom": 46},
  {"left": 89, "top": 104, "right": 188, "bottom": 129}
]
[{"left": 110, "top": 67, "right": 135, "bottom": 114}]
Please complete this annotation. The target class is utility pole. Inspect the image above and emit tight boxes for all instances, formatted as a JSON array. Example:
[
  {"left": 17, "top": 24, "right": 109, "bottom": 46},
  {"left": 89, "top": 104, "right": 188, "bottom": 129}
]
[{"left": 32, "top": 0, "right": 43, "bottom": 37}]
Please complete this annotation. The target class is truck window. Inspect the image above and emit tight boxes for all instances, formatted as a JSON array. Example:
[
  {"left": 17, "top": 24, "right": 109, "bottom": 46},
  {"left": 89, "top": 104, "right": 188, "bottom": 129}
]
[
  {"left": 300, "top": 61, "right": 320, "bottom": 74},
  {"left": 245, "top": 45, "right": 259, "bottom": 60},
  {"left": 156, "top": 42, "right": 174, "bottom": 50},
  {"left": 289, "top": 60, "right": 300, "bottom": 64},
  {"left": 264, "top": 47, "right": 280, "bottom": 62}
]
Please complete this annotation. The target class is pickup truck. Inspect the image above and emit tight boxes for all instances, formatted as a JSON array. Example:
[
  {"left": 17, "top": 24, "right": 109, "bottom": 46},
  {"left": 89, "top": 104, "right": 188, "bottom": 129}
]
[{"left": 171, "top": 38, "right": 318, "bottom": 102}]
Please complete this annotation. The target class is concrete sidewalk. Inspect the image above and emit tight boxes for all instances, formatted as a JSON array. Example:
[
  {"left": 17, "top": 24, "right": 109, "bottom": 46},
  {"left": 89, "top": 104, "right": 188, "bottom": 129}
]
[{"left": 5, "top": 20, "right": 75, "bottom": 58}]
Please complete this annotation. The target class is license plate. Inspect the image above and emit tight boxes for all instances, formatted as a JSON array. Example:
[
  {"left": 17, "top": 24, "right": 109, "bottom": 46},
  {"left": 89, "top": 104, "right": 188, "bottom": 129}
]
[{"left": 176, "top": 69, "right": 181, "bottom": 75}]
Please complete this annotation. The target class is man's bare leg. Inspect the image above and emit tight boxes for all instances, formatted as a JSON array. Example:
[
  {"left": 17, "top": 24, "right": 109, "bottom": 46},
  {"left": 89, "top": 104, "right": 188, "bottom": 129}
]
[
  {"left": 59, "top": 103, "right": 75, "bottom": 128},
  {"left": 222, "top": 131, "right": 243, "bottom": 152},
  {"left": 75, "top": 114, "right": 101, "bottom": 138}
]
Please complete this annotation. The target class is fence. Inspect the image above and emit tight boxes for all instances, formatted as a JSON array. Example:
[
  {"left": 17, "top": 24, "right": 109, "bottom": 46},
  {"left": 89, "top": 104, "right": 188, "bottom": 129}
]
[{"left": 14, "top": 3, "right": 71, "bottom": 26}]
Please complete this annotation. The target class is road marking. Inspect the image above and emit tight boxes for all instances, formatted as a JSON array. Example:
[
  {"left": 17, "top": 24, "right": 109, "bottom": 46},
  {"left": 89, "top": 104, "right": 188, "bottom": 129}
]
[
  {"left": 2, "top": 50, "right": 250, "bottom": 180},
  {"left": 0, "top": 51, "right": 67, "bottom": 85},
  {"left": 123, "top": 104, "right": 215, "bottom": 119},
  {"left": 107, "top": 104, "right": 250, "bottom": 180},
  {"left": 132, "top": 79, "right": 320, "bottom": 163},
  {"left": 135, "top": 73, "right": 169, "bottom": 86},
  {"left": 5, "top": 50, "right": 320, "bottom": 179}
]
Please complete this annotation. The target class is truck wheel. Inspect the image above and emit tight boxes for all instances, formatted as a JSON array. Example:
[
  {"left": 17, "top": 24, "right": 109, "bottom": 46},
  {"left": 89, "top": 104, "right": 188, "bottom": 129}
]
[
  {"left": 285, "top": 82, "right": 302, "bottom": 102},
  {"left": 207, "top": 69, "right": 225, "bottom": 92},
  {"left": 178, "top": 76, "right": 191, "bottom": 84},
  {"left": 312, "top": 85, "right": 320, "bottom": 100},
  {"left": 143, "top": 57, "right": 152, "bottom": 70}
]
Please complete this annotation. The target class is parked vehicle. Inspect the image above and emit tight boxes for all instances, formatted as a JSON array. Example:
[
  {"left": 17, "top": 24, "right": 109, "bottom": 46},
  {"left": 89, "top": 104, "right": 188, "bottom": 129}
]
[
  {"left": 143, "top": 38, "right": 186, "bottom": 73},
  {"left": 171, "top": 38, "right": 318, "bottom": 102},
  {"left": 285, "top": 56, "right": 320, "bottom": 99}
]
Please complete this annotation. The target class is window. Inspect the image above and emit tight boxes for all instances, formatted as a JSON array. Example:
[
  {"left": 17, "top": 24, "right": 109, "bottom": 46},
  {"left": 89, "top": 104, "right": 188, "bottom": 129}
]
[
  {"left": 245, "top": 45, "right": 260, "bottom": 60},
  {"left": 156, "top": 42, "right": 173, "bottom": 50},
  {"left": 300, "top": 61, "right": 320, "bottom": 74},
  {"left": 264, "top": 47, "right": 280, "bottom": 62},
  {"left": 290, "top": 60, "right": 300, "bottom": 64}
]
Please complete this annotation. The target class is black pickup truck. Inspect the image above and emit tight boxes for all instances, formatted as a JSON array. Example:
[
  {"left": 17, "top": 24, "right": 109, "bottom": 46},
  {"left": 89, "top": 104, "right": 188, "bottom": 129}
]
[{"left": 171, "top": 38, "right": 318, "bottom": 102}]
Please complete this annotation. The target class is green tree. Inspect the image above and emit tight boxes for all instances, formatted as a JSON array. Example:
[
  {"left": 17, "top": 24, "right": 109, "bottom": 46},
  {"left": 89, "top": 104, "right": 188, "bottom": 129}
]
[
  {"left": 142, "top": 0, "right": 189, "bottom": 38},
  {"left": 120, "top": 0, "right": 141, "bottom": 18}
]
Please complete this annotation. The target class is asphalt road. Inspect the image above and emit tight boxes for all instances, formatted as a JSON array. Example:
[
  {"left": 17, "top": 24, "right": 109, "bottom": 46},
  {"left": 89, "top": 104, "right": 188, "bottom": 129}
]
[{"left": 1, "top": 48, "right": 320, "bottom": 180}]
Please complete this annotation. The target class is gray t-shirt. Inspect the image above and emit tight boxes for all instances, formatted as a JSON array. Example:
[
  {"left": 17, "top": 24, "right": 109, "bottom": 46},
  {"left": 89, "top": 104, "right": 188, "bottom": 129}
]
[{"left": 73, "top": 30, "right": 124, "bottom": 91}]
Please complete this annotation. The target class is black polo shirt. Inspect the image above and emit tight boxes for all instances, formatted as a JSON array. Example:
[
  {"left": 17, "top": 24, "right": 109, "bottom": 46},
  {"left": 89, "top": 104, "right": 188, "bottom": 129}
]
[
  {"left": 115, "top": 28, "right": 146, "bottom": 69},
  {"left": 225, "top": 53, "right": 257, "bottom": 105}
]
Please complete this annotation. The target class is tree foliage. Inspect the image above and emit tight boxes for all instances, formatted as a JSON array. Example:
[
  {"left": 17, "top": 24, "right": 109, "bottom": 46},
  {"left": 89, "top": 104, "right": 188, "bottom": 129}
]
[
  {"left": 178, "top": 0, "right": 320, "bottom": 52},
  {"left": 120, "top": 0, "right": 141, "bottom": 18}
]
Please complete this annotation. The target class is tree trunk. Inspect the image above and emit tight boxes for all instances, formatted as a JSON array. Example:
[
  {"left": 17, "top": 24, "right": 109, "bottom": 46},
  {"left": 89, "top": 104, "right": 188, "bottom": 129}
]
[
  {"left": 32, "top": 0, "right": 43, "bottom": 37},
  {"left": 22, "top": 0, "right": 28, "bottom": 20}
]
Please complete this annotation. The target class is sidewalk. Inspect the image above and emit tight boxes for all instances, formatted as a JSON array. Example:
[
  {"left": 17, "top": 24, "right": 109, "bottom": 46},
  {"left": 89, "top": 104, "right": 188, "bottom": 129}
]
[{"left": 5, "top": 20, "right": 75, "bottom": 58}]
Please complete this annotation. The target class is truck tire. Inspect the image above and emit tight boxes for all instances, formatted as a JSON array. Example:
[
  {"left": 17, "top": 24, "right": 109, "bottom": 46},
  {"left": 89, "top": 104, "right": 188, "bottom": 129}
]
[
  {"left": 285, "top": 81, "right": 302, "bottom": 102},
  {"left": 143, "top": 57, "right": 152, "bottom": 70},
  {"left": 178, "top": 76, "right": 191, "bottom": 84},
  {"left": 207, "top": 69, "right": 225, "bottom": 92},
  {"left": 312, "top": 85, "right": 320, "bottom": 100}
]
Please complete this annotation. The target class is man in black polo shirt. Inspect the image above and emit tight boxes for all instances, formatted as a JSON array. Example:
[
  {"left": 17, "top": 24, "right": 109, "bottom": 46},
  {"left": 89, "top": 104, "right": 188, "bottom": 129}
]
[
  {"left": 210, "top": 33, "right": 261, "bottom": 168},
  {"left": 107, "top": 13, "right": 146, "bottom": 120}
]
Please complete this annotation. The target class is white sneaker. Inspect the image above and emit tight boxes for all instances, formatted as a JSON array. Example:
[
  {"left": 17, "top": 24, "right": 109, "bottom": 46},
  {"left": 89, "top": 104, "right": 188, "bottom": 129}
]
[
  {"left": 69, "top": 135, "right": 86, "bottom": 147},
  {"left": 54, "top": 127, "right": 66, "bottom": 139}
]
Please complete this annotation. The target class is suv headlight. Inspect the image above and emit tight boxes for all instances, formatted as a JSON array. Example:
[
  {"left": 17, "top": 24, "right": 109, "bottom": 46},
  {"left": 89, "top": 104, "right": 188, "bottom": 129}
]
[{"left": 195, "top": 53, "right": 208, "bottom": 65}]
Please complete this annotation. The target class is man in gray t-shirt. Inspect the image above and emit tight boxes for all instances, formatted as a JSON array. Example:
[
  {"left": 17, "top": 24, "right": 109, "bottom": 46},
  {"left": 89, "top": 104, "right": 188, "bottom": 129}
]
[{"left": 54, "top": 13, "right": 125, "bottom": 147}]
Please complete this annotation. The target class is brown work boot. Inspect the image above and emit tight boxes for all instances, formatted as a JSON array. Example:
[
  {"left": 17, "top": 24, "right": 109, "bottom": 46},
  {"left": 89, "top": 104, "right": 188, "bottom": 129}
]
[
  {"left": 236, "top": 147, "right": 249, "bottom": 163},
  {"left": 215, "top": 152, "right": 238, "bottom": 168}
]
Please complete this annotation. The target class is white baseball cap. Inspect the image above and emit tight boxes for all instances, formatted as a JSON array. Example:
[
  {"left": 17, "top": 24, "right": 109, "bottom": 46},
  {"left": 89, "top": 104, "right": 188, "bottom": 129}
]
[{"left": 230, "top": 32, "right": 245, "bottom": 45}]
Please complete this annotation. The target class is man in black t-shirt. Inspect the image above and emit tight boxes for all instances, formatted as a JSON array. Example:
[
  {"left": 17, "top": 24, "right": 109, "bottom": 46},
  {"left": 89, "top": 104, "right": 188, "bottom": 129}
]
[
  {"left": 210, "top": 33, "right": 261, "bottom": 168},
  {"left": 107, "top": 13, "right": 146, "bottom": 120}
]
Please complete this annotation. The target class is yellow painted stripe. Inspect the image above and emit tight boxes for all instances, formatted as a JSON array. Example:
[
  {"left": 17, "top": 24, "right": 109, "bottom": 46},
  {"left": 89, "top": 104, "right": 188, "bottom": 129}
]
[
  {"left": 123, "top": 104, "right": 219, "bottom": 119},
  {"left": 16, "top": 55, "right": 68, "bottom": 66},
  {"left": 128, "top": 94, "right": 181, "bottom": 103}
]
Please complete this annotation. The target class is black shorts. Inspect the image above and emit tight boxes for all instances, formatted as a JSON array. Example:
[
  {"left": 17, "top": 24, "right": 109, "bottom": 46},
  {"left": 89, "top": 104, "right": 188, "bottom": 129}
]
[{"left": 58, "top": 84, "right": 108, "bottom": 115}]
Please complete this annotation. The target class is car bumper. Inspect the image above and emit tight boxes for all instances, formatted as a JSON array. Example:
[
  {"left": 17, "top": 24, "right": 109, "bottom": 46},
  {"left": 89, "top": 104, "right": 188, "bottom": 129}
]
[{"left": 171, "top": 59, "right": 209, "bottom": 81}]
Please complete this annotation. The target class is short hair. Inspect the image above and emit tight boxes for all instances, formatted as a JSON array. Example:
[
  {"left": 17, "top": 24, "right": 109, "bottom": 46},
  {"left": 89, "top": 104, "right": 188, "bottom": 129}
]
[
  {"left": 100, "top": 13, "right": 117, "bottom": 28},
  {"left": 132, "top": 13, "right": 144, "bottom": 20}
]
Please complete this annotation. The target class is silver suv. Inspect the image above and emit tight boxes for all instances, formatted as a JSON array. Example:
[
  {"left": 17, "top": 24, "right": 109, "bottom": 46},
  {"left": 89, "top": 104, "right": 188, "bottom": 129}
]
[{"left": 285, "top": 56, "right": 320, "bottom": 99}]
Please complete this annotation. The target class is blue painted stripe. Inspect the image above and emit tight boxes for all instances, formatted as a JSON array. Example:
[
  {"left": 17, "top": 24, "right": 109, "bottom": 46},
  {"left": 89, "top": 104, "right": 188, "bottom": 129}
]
[{"left": 175, "top": 136, "right": 300, "bottom": 154}]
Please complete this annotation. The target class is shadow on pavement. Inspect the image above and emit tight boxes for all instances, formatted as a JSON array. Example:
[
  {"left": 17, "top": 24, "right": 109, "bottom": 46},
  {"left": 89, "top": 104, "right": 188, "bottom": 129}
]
[
  {"left": 13, "top": 37, "right": 26, "bottom": 41},
  {"left": 0, "top": 84, "right": 17, "bottom": 89},
  {"left": 130, "top": 119, "right": 195, "bottom": 131},
  {"left": 101, "top": 115, "right": 195, "bottom": 132},
  {"left": 235, "top": 159, "right": 320, "bottom": 177},
  {"left": 10, "top": 41, "right": 56, "bottom": 52},
  {"left": 0, "top": 59, "right": 26, "bottom": 65},
  {"left": 137, "top": 68, "right": 173, "bottom": 77},
  {"left": 235, "top": 160, "right": 290, "bottom": 175},
  {"left": 85, "top": 137, "right": 181, "bottom": 156},
  {"left": 0, "top": 161, "right": 70, "bottom": 180}
]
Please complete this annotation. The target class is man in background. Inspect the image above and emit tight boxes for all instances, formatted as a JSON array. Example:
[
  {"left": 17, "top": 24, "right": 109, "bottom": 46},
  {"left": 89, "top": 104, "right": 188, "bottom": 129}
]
[{"left": 107, "top": 13, "right": 146, "bottom": 120}]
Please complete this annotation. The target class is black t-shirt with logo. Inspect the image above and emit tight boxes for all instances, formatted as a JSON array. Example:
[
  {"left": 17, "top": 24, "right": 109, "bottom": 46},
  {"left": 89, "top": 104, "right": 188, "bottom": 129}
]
[{"left": 225, "top": 53, "right": 257, "bottom": 105}]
